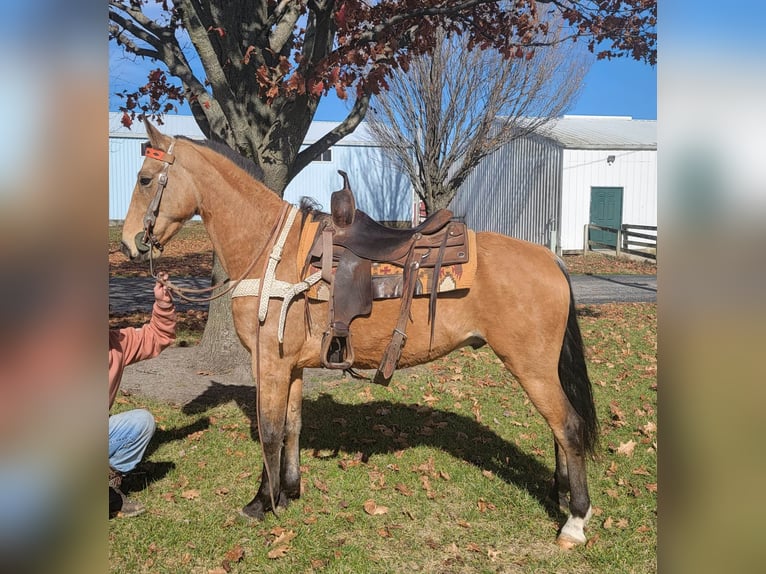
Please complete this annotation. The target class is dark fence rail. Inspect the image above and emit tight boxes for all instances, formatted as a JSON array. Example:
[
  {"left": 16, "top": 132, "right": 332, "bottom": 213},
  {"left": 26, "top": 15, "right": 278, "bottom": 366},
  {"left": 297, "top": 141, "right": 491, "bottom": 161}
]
[{"left": 584, "top": 224, "right": 657, "bottom": 261}]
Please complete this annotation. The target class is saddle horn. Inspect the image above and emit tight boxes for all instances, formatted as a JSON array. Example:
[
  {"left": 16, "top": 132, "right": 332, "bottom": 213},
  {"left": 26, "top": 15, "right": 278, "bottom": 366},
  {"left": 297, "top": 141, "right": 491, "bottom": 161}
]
[{"left": 331, "top": 170, "right": 356, "bottom": 228}]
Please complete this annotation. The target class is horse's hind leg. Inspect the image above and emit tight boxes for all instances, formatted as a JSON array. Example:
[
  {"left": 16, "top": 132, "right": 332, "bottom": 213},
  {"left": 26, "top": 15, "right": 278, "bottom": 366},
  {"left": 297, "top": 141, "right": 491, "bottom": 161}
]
[
  {"left": 507, "top": 368, "right": 592, "bottom": 547},
  {"left": 553, "top": 409, "right": 593, "bottom": 548},
  {"left": 551, "top": 442, "right": 570, "bottom": 513}
]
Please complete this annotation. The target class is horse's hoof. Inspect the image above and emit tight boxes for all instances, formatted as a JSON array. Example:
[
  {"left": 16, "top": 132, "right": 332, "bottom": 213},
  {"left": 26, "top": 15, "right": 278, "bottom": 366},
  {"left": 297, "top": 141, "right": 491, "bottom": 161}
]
[
  {"left": 556, "top": 507, "right": 590, "bottom": 548},
  {"left": 556, "top": 533, "right": 584, "bottom": 550},
  {"left": 239, "top": 503, "right": 266, "bottom": 520}
]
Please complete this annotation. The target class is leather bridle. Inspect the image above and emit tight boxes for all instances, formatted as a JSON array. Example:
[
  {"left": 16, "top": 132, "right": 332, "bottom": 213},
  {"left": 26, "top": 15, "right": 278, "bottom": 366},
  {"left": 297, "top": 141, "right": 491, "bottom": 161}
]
[{"left": 141, "top": 140, "right": 176, "bottom": 252}]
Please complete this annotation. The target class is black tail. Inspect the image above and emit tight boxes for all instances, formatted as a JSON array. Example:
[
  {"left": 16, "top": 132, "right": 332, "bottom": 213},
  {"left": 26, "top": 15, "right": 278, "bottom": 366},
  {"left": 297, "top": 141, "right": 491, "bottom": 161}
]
[{"left": 556, "top": 260, "right": 599, "bottom": 455}]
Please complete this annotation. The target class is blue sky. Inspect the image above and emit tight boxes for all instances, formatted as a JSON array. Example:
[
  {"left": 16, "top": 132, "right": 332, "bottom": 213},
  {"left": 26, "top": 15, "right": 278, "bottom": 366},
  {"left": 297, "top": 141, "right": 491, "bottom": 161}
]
[{"left": 109, "top": 43, "right": 656, "bottom": 122}]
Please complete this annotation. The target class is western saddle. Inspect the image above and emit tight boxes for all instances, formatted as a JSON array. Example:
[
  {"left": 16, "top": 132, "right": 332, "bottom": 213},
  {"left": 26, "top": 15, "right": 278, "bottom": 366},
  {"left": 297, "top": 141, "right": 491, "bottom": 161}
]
[{"left": 305, "top": 171, "right": 470, "bottom": 385}]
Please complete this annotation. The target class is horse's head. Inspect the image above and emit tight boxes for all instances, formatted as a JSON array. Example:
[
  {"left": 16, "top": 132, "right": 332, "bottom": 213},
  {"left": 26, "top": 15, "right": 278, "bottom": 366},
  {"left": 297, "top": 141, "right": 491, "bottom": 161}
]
[{"left": 120, "top": 120, "right": 197, "bottom": 261}]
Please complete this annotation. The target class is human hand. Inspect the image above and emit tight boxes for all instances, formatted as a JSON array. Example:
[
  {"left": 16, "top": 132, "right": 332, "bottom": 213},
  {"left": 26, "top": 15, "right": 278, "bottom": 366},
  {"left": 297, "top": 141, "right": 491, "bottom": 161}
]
[{"left": 153, "top": 272, "right": 173, "bottom": 307}]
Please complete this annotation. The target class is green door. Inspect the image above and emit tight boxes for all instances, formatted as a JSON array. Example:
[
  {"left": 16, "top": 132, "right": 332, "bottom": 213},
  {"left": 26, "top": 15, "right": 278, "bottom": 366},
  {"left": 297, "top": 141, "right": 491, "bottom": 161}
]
[{"left": 589, "top": 187, "right": 623, "bottom": 248}]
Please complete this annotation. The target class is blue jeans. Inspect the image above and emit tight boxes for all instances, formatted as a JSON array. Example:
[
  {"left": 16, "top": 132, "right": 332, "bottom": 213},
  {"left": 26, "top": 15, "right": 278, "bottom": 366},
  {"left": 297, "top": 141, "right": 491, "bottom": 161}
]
[{"left": 108, "top": 409, "right": 155, "bottom": 473}]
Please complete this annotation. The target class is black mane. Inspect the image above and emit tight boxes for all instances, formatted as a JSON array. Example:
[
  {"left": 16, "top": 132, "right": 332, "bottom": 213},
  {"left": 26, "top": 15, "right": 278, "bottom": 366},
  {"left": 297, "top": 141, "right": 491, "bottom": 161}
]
[{"left": 177, "top": 136, "right": 265, "bottom": 182}]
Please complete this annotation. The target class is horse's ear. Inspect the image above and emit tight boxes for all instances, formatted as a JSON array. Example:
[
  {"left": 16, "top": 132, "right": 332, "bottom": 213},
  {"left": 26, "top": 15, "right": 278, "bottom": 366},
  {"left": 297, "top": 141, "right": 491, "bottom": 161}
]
[{"left": 143, "top": 118, "right": 171, "bottom": 150}]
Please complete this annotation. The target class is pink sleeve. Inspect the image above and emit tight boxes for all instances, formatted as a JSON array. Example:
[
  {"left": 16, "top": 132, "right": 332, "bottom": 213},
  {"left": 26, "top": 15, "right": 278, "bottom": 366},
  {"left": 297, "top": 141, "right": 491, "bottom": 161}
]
[{"left": 117, "top": 302, "right": 176, "bottom": 367}]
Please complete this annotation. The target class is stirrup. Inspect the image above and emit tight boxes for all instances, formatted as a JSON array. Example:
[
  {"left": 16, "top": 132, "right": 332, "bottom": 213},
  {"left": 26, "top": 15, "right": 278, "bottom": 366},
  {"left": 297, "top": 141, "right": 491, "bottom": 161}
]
[{"left": 320, "top": 330, "right": 355, "bottom": 370}]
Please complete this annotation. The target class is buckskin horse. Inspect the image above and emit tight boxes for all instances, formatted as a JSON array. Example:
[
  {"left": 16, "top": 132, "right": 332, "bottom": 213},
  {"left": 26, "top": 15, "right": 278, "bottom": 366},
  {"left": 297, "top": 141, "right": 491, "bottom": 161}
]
[{"left": 119, "top": 121, "right": 599, "bottom": 547}]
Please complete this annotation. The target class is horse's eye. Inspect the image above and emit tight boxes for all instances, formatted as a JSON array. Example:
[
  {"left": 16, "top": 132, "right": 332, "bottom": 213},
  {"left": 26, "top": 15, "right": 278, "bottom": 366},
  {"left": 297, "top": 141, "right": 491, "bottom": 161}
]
[{"left": 139, "top": 176, "right": 152, "bottom": 187}]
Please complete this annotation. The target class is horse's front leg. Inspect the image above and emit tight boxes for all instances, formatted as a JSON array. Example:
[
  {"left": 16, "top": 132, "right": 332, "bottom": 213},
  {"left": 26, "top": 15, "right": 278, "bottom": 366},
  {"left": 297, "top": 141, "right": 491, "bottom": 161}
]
[
  {"left": 280, "top": 368, "right": 303, "bottom": 501},
  {"left": 241, "top": 367, "right": 292, "bottom": 520}
]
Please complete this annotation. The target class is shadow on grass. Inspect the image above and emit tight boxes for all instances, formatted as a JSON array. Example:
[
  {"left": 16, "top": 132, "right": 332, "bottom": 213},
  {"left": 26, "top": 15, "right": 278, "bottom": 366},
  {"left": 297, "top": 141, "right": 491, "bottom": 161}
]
[
  {"left": 180, "top": 381, "right": 563, "bottom": 522},
  {"left": 125, "top": 418, "right": 212, "bottom": 494}
]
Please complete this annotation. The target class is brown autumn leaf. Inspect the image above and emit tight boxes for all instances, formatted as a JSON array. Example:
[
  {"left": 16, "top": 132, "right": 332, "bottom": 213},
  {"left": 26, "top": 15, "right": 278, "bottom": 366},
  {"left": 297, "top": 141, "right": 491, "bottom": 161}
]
[
  {"left": 208, "top": 568, "right": 227, "bottom": 574},
  {"left": 181, "top": 489, "right": 201, "bottom": 500},
  {"left": 616, "top": 518, "right": 629, "bottom": 529},
  {"left": 363, "top": 499, "right": 389, "bottom": 515},
  {"left": 313, "top": 477, "right": 329, "bottom": 493},
  {"left": 224, "top": 544, "right": 245, "bottom": 563},
  {"left": 466, "top": 542, "right": 482, "bottom": 552},
  {"left": 272, "top": 530, "right": 297, "bottom": 546},
  {"left": 603, "top": 516, "right": 614, "bottom": 529},
  {"left": 640, "top": 421, "right": 657, "bottom": 436},
  {"left": 395, "top": 483, "right": 414, "bottom": 496},
  {"left": 615, "top": 440, "right": 637, "bottom": 457},
  {"left": 267, "top": 545, "right": 291, "bottom": 559},
  {"left": 646, "top": 483, "right": 658, "bottom": 493},
  {"left": 187, "top": 430, "right": 206, "bottom": 441}
]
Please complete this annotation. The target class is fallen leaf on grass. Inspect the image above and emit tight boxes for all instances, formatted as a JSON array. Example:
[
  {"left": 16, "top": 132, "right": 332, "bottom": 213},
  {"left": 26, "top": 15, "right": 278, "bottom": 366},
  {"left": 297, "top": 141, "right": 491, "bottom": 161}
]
[
  {"left": 395, "top": 483, "right": 414, "bottom": 496},
  {"left": 313, "top": 477, "right": 329, "bottom": 493},
  {"left": 220, "top": 544, "right": 245, "bottom": 572},
  {"left": 615, "top": 440, "right": 637, "bottom": 457},
  {"left": 585, "top": 533, "right": 601, "bottom": 548},
  {"left": 267, "top": 546, "right": 291, "bottom": 559},
  {"left": 363, "top": 499, "right": 389, "bottom": 515},
  {"left": 271, "top": 530, "right": 297, "bottom": 546},
  {"left": 181, "top": 489, "right": 200, "bottom": 500},
  {"left": 187, "top": 430, "right": 207, "bottom": 441},
  {"left": 208, "top": 568, "right": 227, "bottom": 574}
]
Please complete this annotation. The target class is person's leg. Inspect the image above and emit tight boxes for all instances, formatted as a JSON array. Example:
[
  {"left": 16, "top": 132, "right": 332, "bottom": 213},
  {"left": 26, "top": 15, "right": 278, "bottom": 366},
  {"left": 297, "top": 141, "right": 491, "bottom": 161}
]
[
  {"left": 109, "top": 409, "right": 155, "bottom": 473},
  {"left": 108, "top": 409, "right": 155, "bottom": 518}
]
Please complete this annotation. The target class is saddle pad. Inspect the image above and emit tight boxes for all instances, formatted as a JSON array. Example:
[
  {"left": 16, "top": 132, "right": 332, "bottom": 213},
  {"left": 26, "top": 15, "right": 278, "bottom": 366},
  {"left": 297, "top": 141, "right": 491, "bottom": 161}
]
[{"left": 297, "top": 214, "right": 477, "bottom": 302}]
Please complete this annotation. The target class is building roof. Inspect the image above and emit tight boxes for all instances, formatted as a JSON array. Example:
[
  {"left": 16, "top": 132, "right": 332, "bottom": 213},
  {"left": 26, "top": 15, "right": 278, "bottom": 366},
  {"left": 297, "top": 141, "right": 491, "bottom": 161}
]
[
  {"left": 110, "top": 112, "right": 656, "bottom": 150},
  {"left": 541, "top": 115, "right": 656, "bottom": 150}
]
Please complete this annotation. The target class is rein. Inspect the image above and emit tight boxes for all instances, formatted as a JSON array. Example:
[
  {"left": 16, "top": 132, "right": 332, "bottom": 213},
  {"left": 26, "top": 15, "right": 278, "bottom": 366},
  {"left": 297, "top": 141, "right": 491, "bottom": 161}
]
[{"left": 142, "top": 141, "right": 289, "bottom": 304}]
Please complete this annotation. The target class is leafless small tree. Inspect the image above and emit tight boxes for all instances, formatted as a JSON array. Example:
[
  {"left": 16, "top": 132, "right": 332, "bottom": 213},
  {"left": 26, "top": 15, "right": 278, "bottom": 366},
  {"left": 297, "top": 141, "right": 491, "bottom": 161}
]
[{"left": 368, "top": 21, "right": 591, "bottom": 215}]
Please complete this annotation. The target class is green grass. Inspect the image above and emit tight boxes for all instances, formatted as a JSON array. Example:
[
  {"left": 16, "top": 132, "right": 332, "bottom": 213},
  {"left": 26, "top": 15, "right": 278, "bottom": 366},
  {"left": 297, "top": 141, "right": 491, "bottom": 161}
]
[{"left": 109, "top": 303, "right": 656, "bottom": 573}]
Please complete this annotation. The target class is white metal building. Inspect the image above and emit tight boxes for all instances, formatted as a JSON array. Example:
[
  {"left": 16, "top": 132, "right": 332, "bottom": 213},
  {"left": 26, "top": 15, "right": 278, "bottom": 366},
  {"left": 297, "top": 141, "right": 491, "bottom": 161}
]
[
  {"left": 108, "top": 113, "right": 413, "bottom": 223},
  {"left": 110, "top": 113, "right": 656, "bottom": 254},
  {"left": 449, "top": 115, "right": 657, "bottom": 253}
]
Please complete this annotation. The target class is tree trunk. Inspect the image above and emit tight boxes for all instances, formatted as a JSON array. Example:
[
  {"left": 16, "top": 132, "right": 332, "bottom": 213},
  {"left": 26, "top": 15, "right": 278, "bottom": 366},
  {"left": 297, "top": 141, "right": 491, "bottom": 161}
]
[{"left": 195, "top": 254, "right": 252, "bottom": 375}]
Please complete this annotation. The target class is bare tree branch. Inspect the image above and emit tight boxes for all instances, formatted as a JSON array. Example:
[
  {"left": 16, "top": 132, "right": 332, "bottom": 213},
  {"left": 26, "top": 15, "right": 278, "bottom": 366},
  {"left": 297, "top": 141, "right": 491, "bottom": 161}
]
[{"left": 368, "top": 17, "right": 591, "bottom": 213}]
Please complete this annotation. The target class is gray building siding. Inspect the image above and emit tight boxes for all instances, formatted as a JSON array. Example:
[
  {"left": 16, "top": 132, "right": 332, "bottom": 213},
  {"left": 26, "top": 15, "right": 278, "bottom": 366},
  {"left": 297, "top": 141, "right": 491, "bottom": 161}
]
[
  {"left": 284, "top": 145, "right": 412, "bottom": 223},
  {"left": 449, "top": 134, "right": 563, "bottom": 249}
]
